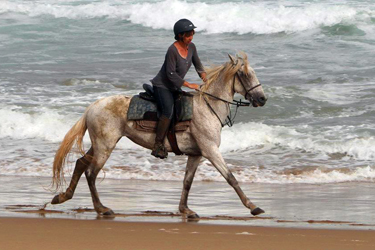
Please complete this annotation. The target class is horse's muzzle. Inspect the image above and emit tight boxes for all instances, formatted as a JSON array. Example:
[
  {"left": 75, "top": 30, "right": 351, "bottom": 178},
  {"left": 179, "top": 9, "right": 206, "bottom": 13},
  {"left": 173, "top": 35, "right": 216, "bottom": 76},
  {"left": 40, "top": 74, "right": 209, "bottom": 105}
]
[{"left": 252, "top": 96, "right": 267, "bottom": 107}]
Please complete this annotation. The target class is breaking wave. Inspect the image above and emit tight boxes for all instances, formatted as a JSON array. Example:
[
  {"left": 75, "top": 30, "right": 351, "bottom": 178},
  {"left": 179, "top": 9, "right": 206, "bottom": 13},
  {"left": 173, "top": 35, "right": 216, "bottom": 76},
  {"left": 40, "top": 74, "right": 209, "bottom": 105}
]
[
  {"left": 1, "top": 106, "right": 375, "bottom": 163},
  {"left": 1, "top": 0, "right": 374, "bottom": 34},
  {"left": 0, "top": 107, "right": 373, "bottom": 184},
  {"left": 220, "top": 122, "right": 375, "bottom": 162},
  {"left": 0, "top": 108, "right": 75, "bottom": 142}
]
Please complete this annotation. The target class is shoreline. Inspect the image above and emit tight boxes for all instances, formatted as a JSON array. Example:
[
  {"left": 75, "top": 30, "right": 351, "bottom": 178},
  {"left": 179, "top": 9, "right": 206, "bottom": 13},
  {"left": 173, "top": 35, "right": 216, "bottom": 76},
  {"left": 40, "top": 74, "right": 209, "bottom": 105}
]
[
  {"left": 4, "top": 205, "right": 375, "bottom": 231},
  {"left": 1, "top": 176, "right": 375, "bottom": 230},
  {"left": 1, "top": 217, "right": 374, "bottom": 250},
  {"left": 1, "top": 176, "right": 375, "bottom": 249}
]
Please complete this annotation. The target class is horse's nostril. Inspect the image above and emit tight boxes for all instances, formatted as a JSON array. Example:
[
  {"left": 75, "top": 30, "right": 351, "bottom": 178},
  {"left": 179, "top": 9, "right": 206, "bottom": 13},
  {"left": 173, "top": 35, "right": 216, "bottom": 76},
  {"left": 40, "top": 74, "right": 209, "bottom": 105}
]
[{"left": 259, "top": 96, "right": 266, "bottom": 104}]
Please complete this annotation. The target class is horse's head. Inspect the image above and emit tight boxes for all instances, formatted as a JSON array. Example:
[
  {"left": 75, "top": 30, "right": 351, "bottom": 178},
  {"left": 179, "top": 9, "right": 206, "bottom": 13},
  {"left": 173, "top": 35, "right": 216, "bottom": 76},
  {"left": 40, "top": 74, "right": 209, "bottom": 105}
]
[{"left": 228, "top": 53, "right": 267, "bottom": 107}]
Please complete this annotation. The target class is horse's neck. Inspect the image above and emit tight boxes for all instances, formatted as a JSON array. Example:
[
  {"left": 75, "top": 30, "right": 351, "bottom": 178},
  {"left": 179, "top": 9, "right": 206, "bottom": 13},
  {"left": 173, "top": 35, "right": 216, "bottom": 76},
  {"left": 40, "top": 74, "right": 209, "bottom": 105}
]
[
  {"left": 206, "top": 74, "right": 234, "bottom": 101},
  {"left": 204, "top": 74, "right": 235, "bottom": 122}
]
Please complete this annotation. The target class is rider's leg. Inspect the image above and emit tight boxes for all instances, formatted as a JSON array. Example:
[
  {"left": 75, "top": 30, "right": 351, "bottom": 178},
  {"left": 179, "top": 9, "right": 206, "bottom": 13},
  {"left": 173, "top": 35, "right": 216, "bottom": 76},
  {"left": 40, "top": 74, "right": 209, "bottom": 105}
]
[
  {"left": 152, "top": 115, "right": 171, "bottom": 158},
  {"left": 151, "top": 86, "right": 174, "bottom": 159}
]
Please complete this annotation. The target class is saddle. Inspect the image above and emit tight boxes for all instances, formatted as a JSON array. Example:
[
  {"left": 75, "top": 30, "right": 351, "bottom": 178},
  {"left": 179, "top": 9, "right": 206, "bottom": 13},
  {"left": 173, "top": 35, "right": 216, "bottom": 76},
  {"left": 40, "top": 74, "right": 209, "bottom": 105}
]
[{"left": 127, "top": 84, "right": 194, "bottom": 155}]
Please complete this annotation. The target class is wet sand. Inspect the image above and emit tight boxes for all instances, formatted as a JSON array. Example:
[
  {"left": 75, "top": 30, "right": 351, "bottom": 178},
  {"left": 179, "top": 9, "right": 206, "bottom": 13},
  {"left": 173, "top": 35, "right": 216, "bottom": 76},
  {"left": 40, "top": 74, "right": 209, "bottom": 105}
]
[
  {"left": 0, "top": 217, "right": 374, "bottom": 250},
  {"left": 1, "top": 176, "right": 374, "bottom": 229},
  {"left": 0, "top": 176, "right": 374, "bottom": 249}
]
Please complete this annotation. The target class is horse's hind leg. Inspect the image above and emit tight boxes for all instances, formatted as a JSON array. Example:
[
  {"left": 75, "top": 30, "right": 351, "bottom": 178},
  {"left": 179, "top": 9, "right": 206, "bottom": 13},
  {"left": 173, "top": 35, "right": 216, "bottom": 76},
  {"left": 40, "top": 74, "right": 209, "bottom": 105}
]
[
  {"left": 179, "top": 155, "right": 201, "bottom": 218},
  {"left": 202, "top": 146, "right": 265, "bottom": 216},
  {"left": 51, "top": 147, "right": 93, "bottom": 205},
  {"left": 85, "top": 145, "right": 116, "bottom": 216}
]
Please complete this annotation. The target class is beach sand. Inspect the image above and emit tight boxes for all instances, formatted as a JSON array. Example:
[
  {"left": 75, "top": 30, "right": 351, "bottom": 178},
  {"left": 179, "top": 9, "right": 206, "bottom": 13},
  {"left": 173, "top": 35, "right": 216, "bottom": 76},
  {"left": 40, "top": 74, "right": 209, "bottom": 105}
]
[
  {"left": 1, "top": 217, "right": 375, "bottom": 250},
  {"left": 0, "top": 176, "right": 374, "bottom": 249}
]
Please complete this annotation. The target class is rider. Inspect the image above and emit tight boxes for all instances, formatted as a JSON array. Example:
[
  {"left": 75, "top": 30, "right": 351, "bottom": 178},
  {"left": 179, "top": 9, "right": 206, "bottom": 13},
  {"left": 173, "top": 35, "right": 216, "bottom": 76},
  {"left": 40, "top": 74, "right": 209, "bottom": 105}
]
[{"left": 150, "top": 18, "right": 207, "bottom": 159}]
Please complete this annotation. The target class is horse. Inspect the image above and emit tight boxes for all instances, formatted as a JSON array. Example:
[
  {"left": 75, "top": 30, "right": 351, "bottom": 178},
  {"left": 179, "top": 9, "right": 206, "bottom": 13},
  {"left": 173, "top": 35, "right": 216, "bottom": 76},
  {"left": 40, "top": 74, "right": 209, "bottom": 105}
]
[{"left": 50, "top": 52, "right": 267, "bottom": 218}]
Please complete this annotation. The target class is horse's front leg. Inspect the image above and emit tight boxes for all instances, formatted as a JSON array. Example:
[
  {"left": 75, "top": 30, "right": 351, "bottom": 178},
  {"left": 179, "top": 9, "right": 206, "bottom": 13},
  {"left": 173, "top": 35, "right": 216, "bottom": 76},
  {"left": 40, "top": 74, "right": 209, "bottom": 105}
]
[
  {"left": 202, "top": 146, "right": 265, "bottom": 216},
  {"left": 179, "top": 155, "right": 202, "bottom": 219}
]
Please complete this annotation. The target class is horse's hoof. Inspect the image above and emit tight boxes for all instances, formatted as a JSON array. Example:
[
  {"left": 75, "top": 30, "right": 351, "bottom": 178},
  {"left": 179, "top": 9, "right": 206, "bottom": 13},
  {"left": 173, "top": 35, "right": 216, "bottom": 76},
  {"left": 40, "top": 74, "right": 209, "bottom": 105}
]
[
  {"left": 251, "top": 207, "right": 265, "bottom": 216},
  {"left": 51, "top": 195, "right": 60, "bottom": 205},
  {"left": 187, "top": 213, "right": 200, "bottom": 219},
  {"left": 103, "top": 209, "right": 115, "bottom": 216}
]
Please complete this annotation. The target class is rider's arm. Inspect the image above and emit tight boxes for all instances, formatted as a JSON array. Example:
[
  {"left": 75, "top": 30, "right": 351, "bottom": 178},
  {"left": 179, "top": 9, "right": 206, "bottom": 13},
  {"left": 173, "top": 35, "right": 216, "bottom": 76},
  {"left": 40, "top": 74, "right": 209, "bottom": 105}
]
[{"left": 191, "top": 43, "right": 207, "bottom": 82}]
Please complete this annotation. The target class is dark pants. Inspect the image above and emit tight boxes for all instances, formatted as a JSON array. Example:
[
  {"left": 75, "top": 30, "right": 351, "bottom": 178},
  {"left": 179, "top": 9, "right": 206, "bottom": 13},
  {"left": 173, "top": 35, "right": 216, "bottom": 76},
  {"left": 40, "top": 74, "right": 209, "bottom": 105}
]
[{"left": 153, "top": 86, "right": 176, "bottom": 119}]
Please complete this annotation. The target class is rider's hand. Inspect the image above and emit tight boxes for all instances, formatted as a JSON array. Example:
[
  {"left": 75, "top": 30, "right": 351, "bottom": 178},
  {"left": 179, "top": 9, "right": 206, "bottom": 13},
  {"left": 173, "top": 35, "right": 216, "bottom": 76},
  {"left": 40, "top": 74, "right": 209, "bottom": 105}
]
[
  {"left": 183, "top": 81, "right": 200, "bottom": 90},
  {"left": 200, "top": 72, "right": 207, "bottom": 82},
  {"left": 189, "top": 83, "right": 200, "bottom": 90}
]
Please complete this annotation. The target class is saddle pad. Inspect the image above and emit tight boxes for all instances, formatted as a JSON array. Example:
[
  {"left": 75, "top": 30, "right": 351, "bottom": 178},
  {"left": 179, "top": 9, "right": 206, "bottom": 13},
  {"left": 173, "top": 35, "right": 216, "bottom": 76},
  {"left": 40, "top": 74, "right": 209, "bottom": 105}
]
[
  {"left": 127, "top": 95, "right": 193, "bottom": 121},
  {"left": 135, "top": 120, "right": 190, "bottom": 132}
]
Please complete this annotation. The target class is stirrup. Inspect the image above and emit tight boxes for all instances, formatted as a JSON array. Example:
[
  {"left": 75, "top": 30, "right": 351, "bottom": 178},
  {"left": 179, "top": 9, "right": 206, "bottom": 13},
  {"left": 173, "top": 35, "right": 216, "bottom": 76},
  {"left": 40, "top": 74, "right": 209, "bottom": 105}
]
[{"left": 151, "top": 144, "right": 168, "bottom": 159}]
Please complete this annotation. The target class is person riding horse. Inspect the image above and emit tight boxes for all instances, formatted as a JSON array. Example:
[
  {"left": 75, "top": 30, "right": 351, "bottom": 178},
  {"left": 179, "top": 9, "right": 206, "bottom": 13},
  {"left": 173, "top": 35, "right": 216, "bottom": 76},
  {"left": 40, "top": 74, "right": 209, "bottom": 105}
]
[
  {"left": 150, "top": 19, "right": 207, "bottom": 159},
  {"left": 51, "top": 52, "right": 267, "bottom": 217}
]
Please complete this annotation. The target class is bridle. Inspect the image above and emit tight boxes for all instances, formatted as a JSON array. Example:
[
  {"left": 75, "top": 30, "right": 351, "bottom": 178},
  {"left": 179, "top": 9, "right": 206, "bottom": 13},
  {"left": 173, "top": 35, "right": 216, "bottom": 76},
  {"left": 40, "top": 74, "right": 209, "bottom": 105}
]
[
  {"left": 197, "top": 62, "right": 262, "bottom": 127},
  {"left": 235, "top": 71, "right": 262, "bottom": 105}
]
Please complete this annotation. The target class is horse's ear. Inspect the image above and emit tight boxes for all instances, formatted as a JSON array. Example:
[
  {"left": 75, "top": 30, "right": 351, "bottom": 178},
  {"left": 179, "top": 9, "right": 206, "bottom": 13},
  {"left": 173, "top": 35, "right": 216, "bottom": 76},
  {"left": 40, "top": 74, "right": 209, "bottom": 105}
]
[{"left": 228, "top": 54, "right": 236, "bottom": 64}]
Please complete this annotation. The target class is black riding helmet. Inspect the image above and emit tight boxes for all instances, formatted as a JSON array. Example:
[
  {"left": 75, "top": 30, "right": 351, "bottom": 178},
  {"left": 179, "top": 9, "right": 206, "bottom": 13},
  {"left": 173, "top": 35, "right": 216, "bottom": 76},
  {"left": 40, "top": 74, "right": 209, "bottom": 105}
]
[{"left": 173, "top": 19, "right": 197, "bottom": 40}]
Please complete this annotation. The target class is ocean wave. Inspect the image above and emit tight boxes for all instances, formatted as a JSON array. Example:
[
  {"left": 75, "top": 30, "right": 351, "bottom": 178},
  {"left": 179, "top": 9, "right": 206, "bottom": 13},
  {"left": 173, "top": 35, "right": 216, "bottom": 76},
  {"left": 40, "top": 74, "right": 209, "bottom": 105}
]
[
  {"left": 1, "top": 106, "right": 374, "bottom": 162},
  {"left": 1, "top": 0, "right": 373, "bottom": 34},
  {"left": 0, "top": 107, "right": 373, "bottom": 184},
  {"left": 220, "top": 122, "right": 375, "bottom": 161},
  {"left": 85, "top": 162, "right": 375, "bottom": 184},
  {"left": 62, "top": 78, "right": 103, "bottom": 86},
  {"left": 0, "top": 108, "right": 77, "bottom": 142},
  {"left": 61, "top": 78, "right": 136, "bottom": 90},
  {"left": 301, "top": 84, "right": 364, "bottom": 105},
  {"left": 240, "top": 165, "right": 375, "bottom": 184},
  {"left": 321, "top": 23, "right": 367, "bottom": 36},
  {"left": 1, "top": 153, "right": 373, "bottom": 184},
  {"left": 0, "top": 107, "right": 139, "bottom": 147}
]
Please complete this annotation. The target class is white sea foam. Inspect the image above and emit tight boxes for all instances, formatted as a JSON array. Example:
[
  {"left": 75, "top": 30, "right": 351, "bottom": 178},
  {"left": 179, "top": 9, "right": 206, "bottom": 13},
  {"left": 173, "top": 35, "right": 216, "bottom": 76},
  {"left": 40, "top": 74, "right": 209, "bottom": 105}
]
[
  {"left": 273, "top": 166, "right": 374, "bottom": 184},
  {"left": 1, "top": 148, "right": 374, "bottom": 184},
  {"left": 41, "top": 149, "right": 373, "bottom": 184},
  {"left": 63, "top": 78, "right": 102, "bottom": 86},
  {"left": 220, "top": 122, "right": 375, "bottom": 161},
  {"left": 1, "top": 107, "right": 374, "bottom": 162},
  {"left": 236, "top": 165, "right": 375, "bottom": 184},
  {"left": 1, "top": 118, "right": 374, "bottom": 184},
  {"left": 0, "top": 108, "right": 77, "bottom": 142},
  {"left": 0, "top": 0, "right": 373, "bottom": 34},
  {"left": 301, "top": 83, "right": 374, "bottom": 105}
]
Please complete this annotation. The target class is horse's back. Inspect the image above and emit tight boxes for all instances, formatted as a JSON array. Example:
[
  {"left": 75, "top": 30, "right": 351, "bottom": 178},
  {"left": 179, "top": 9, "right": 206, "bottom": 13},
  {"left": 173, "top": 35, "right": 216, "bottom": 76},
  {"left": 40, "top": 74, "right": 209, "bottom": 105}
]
[
  {"left": 88, "top": 95, "right": 131, "bottom": 119},
  {"left": 86, "top": 95, "right": 132, "bottom": 140}
]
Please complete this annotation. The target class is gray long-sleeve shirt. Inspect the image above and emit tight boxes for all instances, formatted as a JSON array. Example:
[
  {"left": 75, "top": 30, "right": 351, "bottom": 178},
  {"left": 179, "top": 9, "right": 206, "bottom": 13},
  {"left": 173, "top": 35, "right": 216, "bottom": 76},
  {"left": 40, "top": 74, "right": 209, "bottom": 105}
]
[{"left": 151, "top": 42, "right": 205, "bottom": 91}]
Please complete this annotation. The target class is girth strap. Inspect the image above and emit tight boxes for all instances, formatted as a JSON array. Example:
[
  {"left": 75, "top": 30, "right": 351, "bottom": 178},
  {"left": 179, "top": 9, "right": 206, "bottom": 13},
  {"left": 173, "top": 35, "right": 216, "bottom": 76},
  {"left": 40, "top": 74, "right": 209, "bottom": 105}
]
[{"left": 167, "top": 122, "right": 183, "bottom": 155}]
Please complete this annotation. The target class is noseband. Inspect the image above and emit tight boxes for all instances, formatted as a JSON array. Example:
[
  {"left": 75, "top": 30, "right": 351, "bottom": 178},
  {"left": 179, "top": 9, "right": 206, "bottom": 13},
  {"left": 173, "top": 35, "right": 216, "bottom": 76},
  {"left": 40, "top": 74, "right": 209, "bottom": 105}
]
[{"left": 234, "top": 70, "right": 262, "bottom": 104}]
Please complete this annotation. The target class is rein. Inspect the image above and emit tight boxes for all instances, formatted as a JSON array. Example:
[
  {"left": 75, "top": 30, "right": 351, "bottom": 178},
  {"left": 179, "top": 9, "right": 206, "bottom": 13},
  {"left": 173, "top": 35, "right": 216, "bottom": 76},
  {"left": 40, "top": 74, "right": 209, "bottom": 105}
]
[
  {"left": 197, "top": 68, "right": 262, "bottom": 127},
  {"left": 199, "top": 90, "right": 246, "bottom": 127},
  {"left": 197, "top": 89, "right": 251, "bottom": 107}
]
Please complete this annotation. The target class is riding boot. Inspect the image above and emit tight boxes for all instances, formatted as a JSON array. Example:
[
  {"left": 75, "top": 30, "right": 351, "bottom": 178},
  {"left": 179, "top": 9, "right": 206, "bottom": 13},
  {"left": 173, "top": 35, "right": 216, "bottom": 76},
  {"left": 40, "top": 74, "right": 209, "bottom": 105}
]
[{"left": 151, "top": 115, "right": 171, "bottom": 159}]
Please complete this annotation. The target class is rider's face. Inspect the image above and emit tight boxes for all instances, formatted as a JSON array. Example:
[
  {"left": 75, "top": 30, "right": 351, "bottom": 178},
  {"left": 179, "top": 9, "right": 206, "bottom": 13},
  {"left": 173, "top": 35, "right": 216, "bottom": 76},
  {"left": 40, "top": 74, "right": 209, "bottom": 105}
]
[{"left": 182, "top": 30, "right": 194, "bottom": 45}]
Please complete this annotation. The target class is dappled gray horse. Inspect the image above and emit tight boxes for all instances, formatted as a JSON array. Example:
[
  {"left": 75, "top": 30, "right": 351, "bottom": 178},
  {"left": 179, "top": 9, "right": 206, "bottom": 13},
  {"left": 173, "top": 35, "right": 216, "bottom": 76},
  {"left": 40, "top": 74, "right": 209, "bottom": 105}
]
[{"left": 51, "top": 53, "right": 267, "bottom": 218}]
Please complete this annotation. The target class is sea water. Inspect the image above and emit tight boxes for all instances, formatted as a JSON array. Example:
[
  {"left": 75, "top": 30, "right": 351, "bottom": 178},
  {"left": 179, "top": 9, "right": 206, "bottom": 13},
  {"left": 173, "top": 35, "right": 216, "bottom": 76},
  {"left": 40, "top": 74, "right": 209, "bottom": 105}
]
[{"left": 1, "top": 0, "right": 375, "bottom": 185}]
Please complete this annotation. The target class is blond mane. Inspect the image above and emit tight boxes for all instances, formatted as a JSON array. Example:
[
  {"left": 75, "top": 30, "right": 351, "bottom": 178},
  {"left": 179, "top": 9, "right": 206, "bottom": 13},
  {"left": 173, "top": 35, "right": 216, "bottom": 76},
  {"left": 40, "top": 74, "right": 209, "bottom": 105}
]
[{"left": 201, "top": 52, "right": 250, "bottom": 93}]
